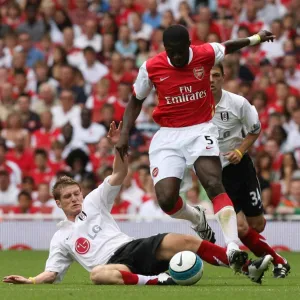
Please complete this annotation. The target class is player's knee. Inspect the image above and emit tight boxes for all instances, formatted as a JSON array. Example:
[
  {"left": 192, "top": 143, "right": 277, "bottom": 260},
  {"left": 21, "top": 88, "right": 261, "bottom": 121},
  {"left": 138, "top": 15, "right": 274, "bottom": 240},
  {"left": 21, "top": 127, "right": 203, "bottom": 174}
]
[
  {"left": 237, "top": 218, "right": 249, "bottom": 238},
  {"left": 250, "top": 217, "right": 266, "bottom": 233},
  {"left": 156, "top": 190, "right": 179, "bottom": 212},
  {"left": 204, "top": 179, "right": 224, "bottom": 199},
  {"left": 182, "top": 235, "right": 200, "bottom": 250}
]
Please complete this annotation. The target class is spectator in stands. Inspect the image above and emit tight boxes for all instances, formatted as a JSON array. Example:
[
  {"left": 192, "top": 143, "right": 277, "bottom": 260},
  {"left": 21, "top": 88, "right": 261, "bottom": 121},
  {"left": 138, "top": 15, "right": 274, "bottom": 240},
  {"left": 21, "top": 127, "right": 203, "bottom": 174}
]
[
  {"left": 49, "top": 140, "right": 69, "bottom": 174},
  {"left": 283, "top": 95, "right": 300, "bottom": 132},
  {"left": 51, "top": 89, "right": 81, "bottom": 128},
  {"left": 90, "top": 136, "right": 114, "bottom": 174},
  {"left": 79, "top": 46, "right": 109, "bottom": 85},
  {"left": 277, "top": 172, "right": 300, "bottom": 215},
  {"left": 129, "top": 11, "right": 153, "bottom": 41},
  {"left": 256, "top": 150, "right": 274, "bottom": 188},
  {"left": 73, "top": 108, "right": 107, "bottom": 146},
  {"left": 285, "top": 108, "right": 300, "bottom": 154},
  {"left": 85, "top": 78, "right": 111, "bottom": 122},
  {"left": 20, "top": 176, "right": 34, "bottom": 196},
  {"left": 0, "top": 169, "right": 19, "bottom": 206},
  {"left": 32, "top": 83, "right": 59, "bottom": 114},
  {"left": 12, "top": 190, "right": 39, "bottom": 214},
  {"left": 136, "top": 103, "right": 160, "bottom": 140},
  {"left": 108, "top": 81, "right": 131, "bottom": 122},
  {"left": 66, "top": 148, "right": 94, "bottom": 183},
  {"left": 48, "top": 9, "right": 80, "bottom": 45},
  {"left": 135, "top": 33, "right": 150, "bottom": 68},
  {"left": 69, "top": 0, "right": 97, "bottom": 28},
  {"left": 2, "top": 2, "right": 23, "bottom": 30},
  {"left": 17, "top": 32, "right": 44, "bottom": 68},
  {"left": 57, "top": 64, "right": 87, "bottom": 104},
  {"left": 261, "top": 19, "right": 287, "bottom": 60},
  {"left": 115, "top": 25, "right": 138, "bottom": 57},
  {"left": 6, "top": 134, "right": 34, "bottom": 176},
  {"left": 29, "top": 148, "right": 54, "bottom": 187},
  {"left": 160, "top": 9, "right": 175, "bottom": 29},
  {"left": 99, "top": 103, "right": 115, "bottom": 131},
  {"left": 270, "top": 125, "right": 288, "bottom": 152},
  {"left": 111, "top": 189, "right": 137, "bottom": 217},
  {"left": 121, "top": 168, "right": 145, "bottom": 208},
  {"left": 31, "top": 110, "right": 60, "bottom": 151},
  {"left": 0, "top": 82, "right": 14, "bottom": 122},
  {"left": 80, "top": 177, "right": 97, "bottom": 198},
  {"left": 17, "top": 4, "right": 46, "bottom": 42},
  {"left": 280, "top": 152, "right": 299, "bottom": 197},
  {"left": 138, "top": 186, "right": 167, "bottom": 220},
  {"left": 17, "top": 94, "right": 41, "bottom": 132},
  {"left": 1, "top": 111, "right": 30, "bottom": 149},
  {"left": 0, "top": 138, "right": 22, "bottom": 186},
  {"left": 264, "top": 138, "right": 283, "bottom": 180},
  {"left": 186, "top": 185, "right": 214, "bottom": 215},
  {"left": 59, "top": 122, "right": 88, "bottom": 159},
  {"left": 33, "top": 61, "right": 58, "bottom": 93},
  {"left": 33, "top": 183, "right": 56, "bottom": 209},
  {"left": 142, "top": 0, "right": 162, "bottom": 29},
  {"left": 62, "top": 27, "right": 84, "bottom": 68},
  {"left": 105, "top": 52, "right": 133, "bottom": 94},
  {"left": 74, "top": 19, "right": 102, "bottom": 53},
  {"left": 283, "top": 53, "right": 300, "bottom": 90},
  {"left": 0, "top": 39, "right": 12, "bottom": 68}
]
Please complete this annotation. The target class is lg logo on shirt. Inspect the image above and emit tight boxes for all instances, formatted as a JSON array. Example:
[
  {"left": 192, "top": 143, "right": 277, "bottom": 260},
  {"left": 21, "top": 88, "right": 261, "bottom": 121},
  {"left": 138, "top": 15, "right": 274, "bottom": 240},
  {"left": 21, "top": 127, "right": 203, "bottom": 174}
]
[{"left": 75, "top": 225, "right": 102, "bottom": 255}]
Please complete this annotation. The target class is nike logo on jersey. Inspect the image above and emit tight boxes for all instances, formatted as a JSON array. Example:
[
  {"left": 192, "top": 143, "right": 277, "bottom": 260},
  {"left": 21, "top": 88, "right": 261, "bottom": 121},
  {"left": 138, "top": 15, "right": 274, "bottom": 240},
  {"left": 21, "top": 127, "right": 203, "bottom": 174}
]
[
  {"left": 160, "top": 76, "right": 170, "bottom": 81},
  {"left": 206, "top": 146, "right": 213, "bottom": 150},
  {"left": 177, "top": 253, "right": 183, "bottom": 266}
]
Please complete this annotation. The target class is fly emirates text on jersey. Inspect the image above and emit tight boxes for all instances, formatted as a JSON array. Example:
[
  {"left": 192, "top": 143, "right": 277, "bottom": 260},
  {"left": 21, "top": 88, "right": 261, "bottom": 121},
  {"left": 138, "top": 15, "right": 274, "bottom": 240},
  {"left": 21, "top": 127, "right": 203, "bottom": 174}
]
[{"left": 165, "top": 86, "right": 207, "bottom": 105}]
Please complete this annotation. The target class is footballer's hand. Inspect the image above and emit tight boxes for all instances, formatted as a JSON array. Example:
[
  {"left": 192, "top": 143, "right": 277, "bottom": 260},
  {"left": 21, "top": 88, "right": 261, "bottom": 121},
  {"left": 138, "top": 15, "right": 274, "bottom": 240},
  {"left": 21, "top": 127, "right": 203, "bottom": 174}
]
[
  {"left": 257, "top": 30, "right": 276, "bottom": 43},
  {"left": 107, "top": 121, "right": 123, "bottom": 146},
  {"left": 115, "top": 130, "right": 129, "bottom": 161},
  {"left": 223, "top": 151, "right": 242, "bottom": 165},
  {"left": 3, "top": 275, "right": 32, "bottom": 284}
]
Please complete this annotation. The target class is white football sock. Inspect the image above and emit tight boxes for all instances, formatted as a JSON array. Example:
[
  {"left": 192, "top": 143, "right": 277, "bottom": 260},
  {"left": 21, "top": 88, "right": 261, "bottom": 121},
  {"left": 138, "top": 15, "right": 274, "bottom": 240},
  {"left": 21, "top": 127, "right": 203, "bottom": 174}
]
[
  {"left": 215, "top": 206, "right": 240, "bottom": 246},
  {"left": 170, "top": 201, "right": 200, "bottom": 226}
]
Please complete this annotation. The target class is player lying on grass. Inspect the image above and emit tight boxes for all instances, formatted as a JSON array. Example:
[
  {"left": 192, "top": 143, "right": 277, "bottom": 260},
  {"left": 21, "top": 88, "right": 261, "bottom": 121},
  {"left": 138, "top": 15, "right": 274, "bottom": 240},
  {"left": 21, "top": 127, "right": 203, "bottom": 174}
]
[
  {"left": 209, "top": 64, "right": 290, "bottom": 278},
  {"left": 3, "top": 122, "right": 272, "bottom": 286}
]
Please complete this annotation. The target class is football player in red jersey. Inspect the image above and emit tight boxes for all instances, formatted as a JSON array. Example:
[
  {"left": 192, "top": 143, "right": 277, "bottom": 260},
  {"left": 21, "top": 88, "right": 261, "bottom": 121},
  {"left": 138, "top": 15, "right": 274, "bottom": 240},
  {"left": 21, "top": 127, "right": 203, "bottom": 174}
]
[{"left": 116, "top": 25, "right": 275, "bottom": 271}]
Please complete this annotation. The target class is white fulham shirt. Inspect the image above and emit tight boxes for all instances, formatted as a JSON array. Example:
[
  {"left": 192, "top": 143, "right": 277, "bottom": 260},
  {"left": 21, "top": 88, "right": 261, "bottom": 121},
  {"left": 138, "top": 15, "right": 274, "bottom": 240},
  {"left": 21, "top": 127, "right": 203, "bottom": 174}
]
[
  {"left": 45, "top": 176, "right": 133, "bottom": 283},
  {"left": 212, "top": 90, "right": 261, "bottom": 168}
]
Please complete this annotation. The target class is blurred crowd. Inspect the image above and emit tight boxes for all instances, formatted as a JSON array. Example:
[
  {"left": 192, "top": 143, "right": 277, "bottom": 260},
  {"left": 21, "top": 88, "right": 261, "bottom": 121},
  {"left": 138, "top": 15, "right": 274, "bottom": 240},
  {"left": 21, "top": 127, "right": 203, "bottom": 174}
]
[{"left": 0, "top": 0, "right": 300, "bottom": 219}]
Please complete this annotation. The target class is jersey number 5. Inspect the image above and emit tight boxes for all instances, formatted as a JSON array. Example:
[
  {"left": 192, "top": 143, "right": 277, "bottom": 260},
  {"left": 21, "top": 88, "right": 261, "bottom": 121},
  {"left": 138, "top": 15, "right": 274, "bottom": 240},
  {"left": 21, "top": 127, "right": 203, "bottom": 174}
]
[{"left": 205, "top": 136, "right": 213, "bottom": 145}]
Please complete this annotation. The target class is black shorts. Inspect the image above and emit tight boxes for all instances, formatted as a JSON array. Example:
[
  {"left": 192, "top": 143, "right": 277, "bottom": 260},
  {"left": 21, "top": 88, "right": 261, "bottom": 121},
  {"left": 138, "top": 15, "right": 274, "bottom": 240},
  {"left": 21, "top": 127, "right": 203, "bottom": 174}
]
[
  {"left": 107, "top": 233, "right": 169, "bottom": 275},
  {"left": 222, "top": 154, "right": 264, "bottom": 217}
]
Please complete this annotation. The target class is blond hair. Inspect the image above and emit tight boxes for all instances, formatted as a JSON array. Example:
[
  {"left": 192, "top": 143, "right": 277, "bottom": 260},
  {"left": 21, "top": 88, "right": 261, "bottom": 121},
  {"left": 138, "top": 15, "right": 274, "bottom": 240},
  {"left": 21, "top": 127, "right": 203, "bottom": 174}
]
[{"left": 52, "top": 176, "right": 80, "bottom": 200}]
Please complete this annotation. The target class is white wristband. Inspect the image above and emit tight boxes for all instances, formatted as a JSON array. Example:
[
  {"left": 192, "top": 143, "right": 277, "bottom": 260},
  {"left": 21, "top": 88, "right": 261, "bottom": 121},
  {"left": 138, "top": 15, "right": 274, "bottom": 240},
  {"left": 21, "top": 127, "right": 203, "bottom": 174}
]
[{"left": 248, "top": 34, "right": 261, "bottom": 46}]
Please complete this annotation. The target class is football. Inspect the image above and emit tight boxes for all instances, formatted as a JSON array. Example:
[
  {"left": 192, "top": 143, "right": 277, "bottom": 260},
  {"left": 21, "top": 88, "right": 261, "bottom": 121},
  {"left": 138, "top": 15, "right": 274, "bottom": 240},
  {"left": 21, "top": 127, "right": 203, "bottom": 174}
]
[{"left": 169, "top": 251, "right": 204, "bottom": 286}]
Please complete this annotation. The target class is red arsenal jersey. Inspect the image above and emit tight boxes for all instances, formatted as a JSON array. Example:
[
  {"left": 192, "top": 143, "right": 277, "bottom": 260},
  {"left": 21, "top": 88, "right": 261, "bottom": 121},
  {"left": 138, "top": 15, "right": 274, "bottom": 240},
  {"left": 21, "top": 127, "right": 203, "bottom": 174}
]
[{"left": 133, "top": 43, "right": 225, "bottom": 127}]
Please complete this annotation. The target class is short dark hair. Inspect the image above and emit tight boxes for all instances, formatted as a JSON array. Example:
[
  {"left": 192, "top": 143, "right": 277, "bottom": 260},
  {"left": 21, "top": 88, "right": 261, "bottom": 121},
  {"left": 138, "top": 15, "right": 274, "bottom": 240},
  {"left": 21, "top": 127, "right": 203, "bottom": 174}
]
[
  {"left": 52, "top": 176, "right": 81, "bottom": 200},
  {"left": 163, "top": 25, "right": 190, "bottom": 45},
  {"left": 83, "top": 46, "right": 96, "bottom": 54},
  {"left": 34, "top": 148, "right": 48, "bottom": 158},
  {"left": 213, "top": 63, "right": 224, "bottom": 76},
  {"left": 18, "top": 190, "right": 32, "bottom": 200}
]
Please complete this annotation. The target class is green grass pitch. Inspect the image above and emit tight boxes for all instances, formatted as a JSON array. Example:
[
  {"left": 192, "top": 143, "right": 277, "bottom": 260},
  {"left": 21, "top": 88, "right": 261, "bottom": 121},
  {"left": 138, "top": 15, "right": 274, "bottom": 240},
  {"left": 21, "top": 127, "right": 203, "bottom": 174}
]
[{"left": 0, "top": 251, "right": 299, "bottom": 300}]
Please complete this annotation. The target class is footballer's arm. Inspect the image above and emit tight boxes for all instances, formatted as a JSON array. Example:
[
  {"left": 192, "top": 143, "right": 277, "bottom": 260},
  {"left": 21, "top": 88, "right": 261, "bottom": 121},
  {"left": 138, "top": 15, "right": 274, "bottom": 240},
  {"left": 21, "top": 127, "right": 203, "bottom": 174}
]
[
  {"left": 3, "top": 271, "right": 57, "bottom": 284},
  {"left": 107, "top": 121, "right": 129, "bottom": 186},
  {"left": 223, "top": 30, "right": 275, "bottom": 54}
]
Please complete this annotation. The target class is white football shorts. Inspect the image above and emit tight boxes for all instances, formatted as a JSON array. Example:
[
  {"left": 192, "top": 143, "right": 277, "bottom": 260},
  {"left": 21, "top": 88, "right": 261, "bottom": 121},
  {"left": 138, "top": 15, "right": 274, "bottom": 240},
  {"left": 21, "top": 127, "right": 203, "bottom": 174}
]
[{"left": 149, "top": 122, "right": 220, "bottom": 185}]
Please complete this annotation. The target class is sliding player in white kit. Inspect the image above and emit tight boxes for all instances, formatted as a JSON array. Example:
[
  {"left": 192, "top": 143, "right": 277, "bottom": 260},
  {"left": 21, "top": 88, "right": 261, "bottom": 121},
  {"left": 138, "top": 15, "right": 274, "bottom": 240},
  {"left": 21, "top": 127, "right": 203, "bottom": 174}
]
[
  {"left": 210, "top": 64, "right": 290, "bottom": 278},
  {"left": 116, "top": 24, "right": 275, "bottom": 272},
  {"left": 3, "top": 122, "right": 272, "bottom": 286}
]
